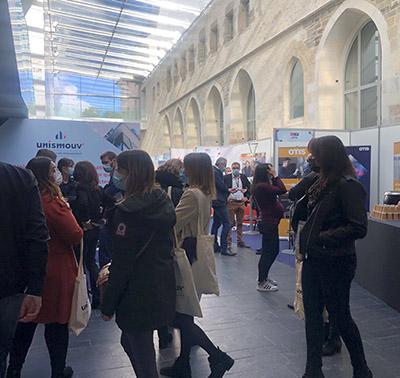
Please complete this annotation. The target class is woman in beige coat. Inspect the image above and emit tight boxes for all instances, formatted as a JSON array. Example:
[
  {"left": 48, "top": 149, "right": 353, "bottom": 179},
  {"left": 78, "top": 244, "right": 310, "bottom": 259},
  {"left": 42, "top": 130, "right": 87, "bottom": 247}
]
[{"left": 160, "top": 153, "right": 234, "bottom": 378}]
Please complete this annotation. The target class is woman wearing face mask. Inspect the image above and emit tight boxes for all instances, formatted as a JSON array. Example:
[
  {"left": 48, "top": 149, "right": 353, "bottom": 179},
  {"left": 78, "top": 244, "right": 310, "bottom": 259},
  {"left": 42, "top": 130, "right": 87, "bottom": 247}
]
[
  {"left": 252, "top": 164, "right": 287, "bottom": 292},
  {"left": 7, "top": 157, "right": 83, "bottom": 378},
  {"left": 300, "top": 136, "right": 371, "bottom": 378},
  {"left": 101, "top": 150, "right": 176, "bottom": 378},
  {"left": 70, "top": 161, "right": 103, "bottom": 309}
]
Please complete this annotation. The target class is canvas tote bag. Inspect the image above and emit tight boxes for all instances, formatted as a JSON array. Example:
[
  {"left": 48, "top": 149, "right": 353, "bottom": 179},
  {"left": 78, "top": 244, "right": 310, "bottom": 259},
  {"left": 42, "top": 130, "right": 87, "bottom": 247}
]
[
  {"left": 69, "top": 240, "right": 91, "bottom": 336},
  {"left": 173, "top": 228, "right": 203, "bottom": 318},
  {"left": 190, "top": 189, "right": 220, "bottom": 296}
]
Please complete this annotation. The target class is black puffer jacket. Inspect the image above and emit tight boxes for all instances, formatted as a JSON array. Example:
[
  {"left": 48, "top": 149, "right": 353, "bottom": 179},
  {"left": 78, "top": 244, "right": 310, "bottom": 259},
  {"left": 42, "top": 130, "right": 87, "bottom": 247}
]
[
  {"left": 102, "top": 188, "right": 176, "bottom": 331},
  {"left": 300, "top": 176, "right": 367, "bottom": 258}
]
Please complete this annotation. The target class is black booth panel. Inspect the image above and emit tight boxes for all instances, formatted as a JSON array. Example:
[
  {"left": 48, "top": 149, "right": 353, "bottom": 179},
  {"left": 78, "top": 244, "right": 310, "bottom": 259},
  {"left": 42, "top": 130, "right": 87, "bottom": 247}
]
[{"left": 355, "top": 219, "right": 400, "bottom": 312}]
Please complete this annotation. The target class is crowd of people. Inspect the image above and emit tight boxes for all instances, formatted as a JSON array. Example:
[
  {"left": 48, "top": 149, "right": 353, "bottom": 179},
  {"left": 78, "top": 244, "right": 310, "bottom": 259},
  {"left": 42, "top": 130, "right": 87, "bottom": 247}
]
[{"left": 0, "top": 135, "right": 372, "bottom": 378}]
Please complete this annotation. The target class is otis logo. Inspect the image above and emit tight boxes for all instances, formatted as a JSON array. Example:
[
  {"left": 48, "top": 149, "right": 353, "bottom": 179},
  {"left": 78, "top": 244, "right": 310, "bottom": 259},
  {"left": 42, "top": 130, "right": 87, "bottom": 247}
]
[
  {"left": 36, "top": 131, "right": 84, "bottom": 150},
  {"left": 288, "top": 148, "right": 306, "bottom": 155}
]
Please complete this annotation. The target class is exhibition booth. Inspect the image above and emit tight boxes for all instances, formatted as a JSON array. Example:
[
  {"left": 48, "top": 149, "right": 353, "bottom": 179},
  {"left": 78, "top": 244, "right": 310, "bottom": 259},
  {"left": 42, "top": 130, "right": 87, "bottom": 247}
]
[{"left": 0, "top": 119, "right": 399, "bottom": 310}]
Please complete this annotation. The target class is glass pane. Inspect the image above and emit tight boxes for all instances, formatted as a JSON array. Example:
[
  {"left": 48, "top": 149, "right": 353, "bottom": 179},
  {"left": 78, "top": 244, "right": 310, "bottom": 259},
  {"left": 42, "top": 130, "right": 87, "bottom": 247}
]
[
  {"left": 361, "top": 86, "right": 378, "bottom": 128},
  {"left": 345, "top": 92, "right": 359, "bottom": 130},
  {"left": 247, "top": 85, "right": 256, "bottom": 140},
  {"left": 345, "top": 36, "right": 359, "bottom": 91},
  {"left": 361, "top": 22, "right": 380, "bottom": 86},
  {"left": 290, "top": 60, "right": 304, "bottom": 118}
]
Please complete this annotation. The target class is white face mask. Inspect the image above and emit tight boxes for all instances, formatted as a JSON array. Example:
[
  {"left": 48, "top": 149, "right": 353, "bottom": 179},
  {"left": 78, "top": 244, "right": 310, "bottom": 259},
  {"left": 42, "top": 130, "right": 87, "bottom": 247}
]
[{"left": 54, "top": 170, "right": 63, "bottom": 185}]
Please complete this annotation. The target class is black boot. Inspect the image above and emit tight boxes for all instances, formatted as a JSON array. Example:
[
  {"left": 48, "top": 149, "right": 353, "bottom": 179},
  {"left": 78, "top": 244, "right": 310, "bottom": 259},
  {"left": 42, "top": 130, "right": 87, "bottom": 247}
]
[
  {"left": 208, "top": 348, "right": 234, "bottom": 378},
  {"left": 51, "top": 366, "right": 73, "bottom": 378},
  {"left": 5, "top": 369, "right": 21, "bottom": 378},
  {"left": 322, "top": 336, "right": 342, "bottom": 356},
  {"left": 302, "top": 369, "right": 325, "bottom": 378},
  {"left": 353, "top": 368, "right": 373, "bottom": 378},
  {"left": 160, "top": 357, "right": 192, "bottom": 378}
]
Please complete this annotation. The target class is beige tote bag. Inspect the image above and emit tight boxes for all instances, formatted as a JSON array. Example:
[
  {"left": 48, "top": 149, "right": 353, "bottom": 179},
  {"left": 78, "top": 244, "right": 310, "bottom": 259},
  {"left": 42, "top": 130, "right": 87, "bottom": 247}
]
[
  {"left": 190, "top": 190, "right": 220, "bottom": 297},
  {"left": 69, "top": 240, "right": 92, "bottom": 336}
]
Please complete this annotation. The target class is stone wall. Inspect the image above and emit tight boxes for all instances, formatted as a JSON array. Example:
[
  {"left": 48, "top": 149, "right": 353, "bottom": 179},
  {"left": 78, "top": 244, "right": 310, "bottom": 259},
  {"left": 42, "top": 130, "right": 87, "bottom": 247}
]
[{"left": 141, "top": 0, "right": 400, "bottom": 155}]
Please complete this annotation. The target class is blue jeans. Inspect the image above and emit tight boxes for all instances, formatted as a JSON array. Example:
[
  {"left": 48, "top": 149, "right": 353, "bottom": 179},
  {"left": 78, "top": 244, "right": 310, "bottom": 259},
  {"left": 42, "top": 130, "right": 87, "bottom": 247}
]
[
  {"left": 0, "top": 295, "right": 23, "bottom": 378},
  {"left": 99, "top": 226, "right": 113, "bottom": 269},
  {"left": 211, "top": 205, "right": 231, "bottom": 251}
]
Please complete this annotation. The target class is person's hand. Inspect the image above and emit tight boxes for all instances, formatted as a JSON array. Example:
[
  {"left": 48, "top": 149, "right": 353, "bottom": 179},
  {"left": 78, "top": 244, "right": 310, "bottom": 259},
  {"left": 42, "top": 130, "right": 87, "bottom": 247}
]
[
  {"left": 229, "top": 188, "right": 238, "bottom": 193},
  {"left": 19, "top": 295, "right": 42, "bottom": 322},
  {"left": 101, "top": 313, "right": 113, "bottom": 321},
  {"left": 241, "top": 188, "right": 247, "bottom": 193},
  {"left": 269, "top": 166, "right": 278, "bottom": 178}
]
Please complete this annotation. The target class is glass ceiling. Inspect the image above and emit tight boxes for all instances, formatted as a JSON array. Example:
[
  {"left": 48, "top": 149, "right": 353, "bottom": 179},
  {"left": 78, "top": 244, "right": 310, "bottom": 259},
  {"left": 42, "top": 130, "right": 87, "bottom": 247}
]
[{"left": 7, "top": 0, "right": 210, "bottom": 120}]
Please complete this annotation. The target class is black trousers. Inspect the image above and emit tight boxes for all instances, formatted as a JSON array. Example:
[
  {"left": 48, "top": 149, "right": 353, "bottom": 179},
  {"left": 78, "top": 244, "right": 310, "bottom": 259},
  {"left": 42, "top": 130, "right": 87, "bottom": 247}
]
[
  {"left": 120, "top": 329, "right": 158, "bottom": 378},
  {"left": 302, "top": 254, "right": 369, "bottom": 374},
  {"left": 83, "top": 229, "right": 100, "bottom": 303},
  {"left": 8, "top": 322, "right": 69, "bottom": 376},
  {"left": 258, "top": 222, "right": 280, "bottom": 283},
  {"left": 0, "top": 295, "right": 23, "bottom": 378}
]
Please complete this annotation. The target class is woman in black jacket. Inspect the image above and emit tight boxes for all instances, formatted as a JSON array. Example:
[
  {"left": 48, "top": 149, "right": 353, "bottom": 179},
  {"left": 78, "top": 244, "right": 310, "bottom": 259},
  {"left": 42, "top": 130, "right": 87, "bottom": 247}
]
[
  {"left": 300, "top": 136, "right": 372, "bottom": 378},
  {"left": 71, "top": 161, "right": 103, "bottom": 308},
  {"left": 101, "top": 150, "right": 176, "bottom": 378}
]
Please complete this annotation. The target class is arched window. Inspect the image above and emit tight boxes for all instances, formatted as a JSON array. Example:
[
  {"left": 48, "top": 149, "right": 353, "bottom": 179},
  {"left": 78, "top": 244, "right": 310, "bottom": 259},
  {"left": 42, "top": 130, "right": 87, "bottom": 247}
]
[
  {"left": 345, "top": 21, "right": 381, "bottom": 129},
  {"left": 290, "top": 59, "right": 304, "bottom": 119},
  {"left": 246, "top": 84, "right": 256, "bottom": 141}
]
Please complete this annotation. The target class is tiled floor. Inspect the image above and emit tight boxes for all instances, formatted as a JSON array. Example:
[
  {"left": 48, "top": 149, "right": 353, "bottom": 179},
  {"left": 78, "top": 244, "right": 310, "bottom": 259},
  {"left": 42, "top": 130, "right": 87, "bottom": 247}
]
[{"left": 21, "top": 244, "right": 400, "bottom": 378}]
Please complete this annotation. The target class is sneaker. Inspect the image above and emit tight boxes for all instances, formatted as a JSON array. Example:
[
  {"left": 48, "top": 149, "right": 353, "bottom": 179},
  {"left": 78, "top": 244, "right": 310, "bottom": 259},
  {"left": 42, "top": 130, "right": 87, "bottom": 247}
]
[
  {"left": 267, "top": 277, "right": 278, "bottom": 286},
  {"left": 257, "top": 281, "right": 278, "bottom": 292},
  {"left": 160, "top": 357, "right": 192, "bottom": 378},
  {"left": 208, "top": 348, "right": 235, "bottom": 378},
  {"left": 256, "top": 248, "right": 262, "bottom": 255}
]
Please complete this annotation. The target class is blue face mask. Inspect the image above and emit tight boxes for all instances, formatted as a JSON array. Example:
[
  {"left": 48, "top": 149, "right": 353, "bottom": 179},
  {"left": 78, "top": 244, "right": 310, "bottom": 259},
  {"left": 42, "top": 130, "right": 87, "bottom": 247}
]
[
  {"left": 112, "top": 170, "right": 126, "bottom": 191},
  {"left": 103, "top": 164, "right": 113, "bottom": 173},
  {"left": 68, "top": 167, "right": 74, "bottom": 176},
  {"left": 232, "top": 168, "right": 240, "bottom": 177}
]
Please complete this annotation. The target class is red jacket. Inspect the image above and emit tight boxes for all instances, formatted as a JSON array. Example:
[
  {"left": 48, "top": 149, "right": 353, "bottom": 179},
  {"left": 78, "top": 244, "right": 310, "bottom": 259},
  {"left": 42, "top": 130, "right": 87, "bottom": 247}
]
[
  {"left": 253, "top": 178, "right": 287, "bottom": 221},
  {"left": 35, "top": 193, "right": 83, "bottom": 324}
]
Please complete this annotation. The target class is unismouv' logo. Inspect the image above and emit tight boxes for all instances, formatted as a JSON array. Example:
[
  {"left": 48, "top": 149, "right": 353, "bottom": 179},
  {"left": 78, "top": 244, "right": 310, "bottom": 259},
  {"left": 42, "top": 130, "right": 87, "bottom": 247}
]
[{"left": 36, "top": 131, "right": 84, "bottom": 150}]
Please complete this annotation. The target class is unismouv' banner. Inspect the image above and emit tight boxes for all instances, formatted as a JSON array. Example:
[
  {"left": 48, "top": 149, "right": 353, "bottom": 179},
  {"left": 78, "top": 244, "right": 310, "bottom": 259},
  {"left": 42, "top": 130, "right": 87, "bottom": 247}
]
[
  {"left": 0, "top": 118, "right": 140, "bottom": 186},
  {"left": 346, "top": 146, "right": 371, "bottom": 210}
]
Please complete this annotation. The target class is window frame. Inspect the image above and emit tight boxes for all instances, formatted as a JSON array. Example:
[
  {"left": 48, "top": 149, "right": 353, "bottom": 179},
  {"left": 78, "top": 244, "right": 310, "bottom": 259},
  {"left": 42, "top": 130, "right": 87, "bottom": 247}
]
[{"left": 343, "top": 21, "right": 382, "bottom": 130}]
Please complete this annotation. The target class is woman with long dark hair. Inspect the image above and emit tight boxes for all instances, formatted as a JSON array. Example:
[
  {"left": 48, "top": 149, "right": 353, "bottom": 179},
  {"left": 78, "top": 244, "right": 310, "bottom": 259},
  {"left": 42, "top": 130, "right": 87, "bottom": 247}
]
[
  {"left": 300, "top": 136, "right": 372, "bottom": 378},
  {"left": 71, "top": 161, "right": 103, "bottom": 308},
  {"left": 252, "top": 163, "right": 287, "bottom": 292},
  {"left": 7, "top": 157, "right": 83, "bottom": 378},
  {"left": 101, "top": 150, "right": 176, "bottom": 378},
  {"left": 160, "top": 153, "right": 235, "bottom": 378}
]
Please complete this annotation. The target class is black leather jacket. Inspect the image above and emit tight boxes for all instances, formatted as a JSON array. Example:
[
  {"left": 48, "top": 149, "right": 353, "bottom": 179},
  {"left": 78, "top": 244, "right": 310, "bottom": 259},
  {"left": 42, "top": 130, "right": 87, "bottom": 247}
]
[{"left": 300, "top": 176, "right": 368, "bottom": 258}]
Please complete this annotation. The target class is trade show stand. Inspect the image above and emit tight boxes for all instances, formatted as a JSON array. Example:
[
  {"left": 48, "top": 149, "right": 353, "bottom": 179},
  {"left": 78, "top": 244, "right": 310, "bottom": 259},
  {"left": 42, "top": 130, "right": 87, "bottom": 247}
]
[{"left": 355, "top": 217, "right": 400, "bottom": 312}]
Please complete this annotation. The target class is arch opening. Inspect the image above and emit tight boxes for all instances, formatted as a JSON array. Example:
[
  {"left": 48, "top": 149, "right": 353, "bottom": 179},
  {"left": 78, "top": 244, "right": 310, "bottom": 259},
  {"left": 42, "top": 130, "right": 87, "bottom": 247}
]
[
  {"left": 186, "top": 98, "right": 201, "bottom": 148},
  {"left": 229, "top": 69, "right": 256, "bottom": 144},
  {"left": 172, "top": 108, "right": 184, "bottom": 148},
  {"left": 204, "top": 86, "right": 224, "bottom": 146}
]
